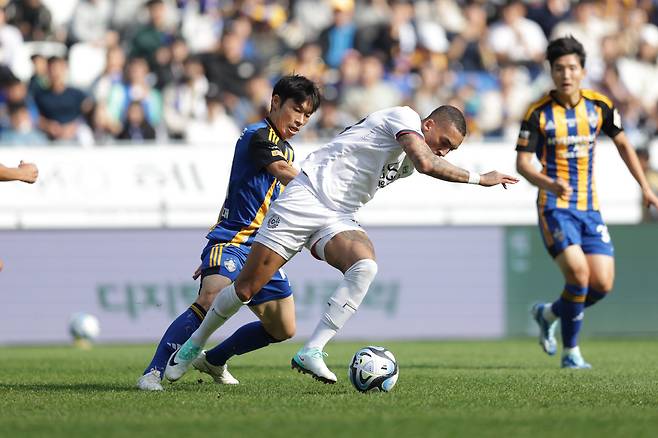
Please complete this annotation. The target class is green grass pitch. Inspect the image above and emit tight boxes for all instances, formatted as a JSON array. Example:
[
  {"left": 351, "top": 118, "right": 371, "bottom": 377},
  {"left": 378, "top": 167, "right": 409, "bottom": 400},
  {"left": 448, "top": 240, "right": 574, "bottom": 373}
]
[{"left": 1, "top": 339, "right": 657, "bottom": 438}]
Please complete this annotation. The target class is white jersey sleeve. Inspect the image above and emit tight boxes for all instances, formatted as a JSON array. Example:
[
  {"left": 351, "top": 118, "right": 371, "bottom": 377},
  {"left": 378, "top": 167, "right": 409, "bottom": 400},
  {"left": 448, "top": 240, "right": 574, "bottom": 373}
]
[
  {"left": 382, "top": 105, "right": 425, "bottom": 141},
  {"left": 300, "top": 106, "right": 424, "bottom": 212}
]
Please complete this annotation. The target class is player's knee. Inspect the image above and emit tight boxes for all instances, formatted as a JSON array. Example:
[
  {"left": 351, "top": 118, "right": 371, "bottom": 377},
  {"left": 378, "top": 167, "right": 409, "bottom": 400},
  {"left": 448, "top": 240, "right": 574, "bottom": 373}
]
[
  {"left": 346, "top": 258, "right": 378, "bottom": 283},
  {"left": 234, "top": 280, "right": 257, "bottom": 302},
  {"left": 196, "top": 289, "right": 219, "bottom": 311},
  {"left": 267, "top": 323, "right": 295, "bottom": 342},
  {"left": 566, "top": 265, "right": 589, "bottom": 287}
]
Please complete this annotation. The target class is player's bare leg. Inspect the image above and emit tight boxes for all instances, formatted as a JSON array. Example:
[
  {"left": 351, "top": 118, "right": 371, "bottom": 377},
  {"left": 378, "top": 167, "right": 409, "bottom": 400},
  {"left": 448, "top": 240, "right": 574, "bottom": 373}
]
[
  {"left": 292, "top": 230, "right": 378, "bottom": 383},
  {"left": 193, "top": 295, "right": 296, "bottom": 384},
  {"left": 166, "top": 244, "right": 287, "bottom": 381},
  {"left": 138, "top": 273, "right": 230, "bottom": 390},
  {"left": 585, "top": 255, "right": 615, "bottom": 308}
]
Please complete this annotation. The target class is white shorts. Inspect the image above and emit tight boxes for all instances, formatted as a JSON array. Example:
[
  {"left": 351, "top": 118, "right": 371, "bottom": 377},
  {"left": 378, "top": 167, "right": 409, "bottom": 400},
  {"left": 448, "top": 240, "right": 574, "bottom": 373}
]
[{"left": 254, "top": 173, "right": 363, "bottom": 260}]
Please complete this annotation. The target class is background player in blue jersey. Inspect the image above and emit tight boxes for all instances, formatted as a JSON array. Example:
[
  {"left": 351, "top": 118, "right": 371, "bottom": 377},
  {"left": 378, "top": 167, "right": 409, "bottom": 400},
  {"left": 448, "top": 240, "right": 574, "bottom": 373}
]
[
  {"left": 137, "top": 75, "right": 321, "bottom": 390},
  {"left": 515, "top": 37, "right": 658, "bottom": 368}
]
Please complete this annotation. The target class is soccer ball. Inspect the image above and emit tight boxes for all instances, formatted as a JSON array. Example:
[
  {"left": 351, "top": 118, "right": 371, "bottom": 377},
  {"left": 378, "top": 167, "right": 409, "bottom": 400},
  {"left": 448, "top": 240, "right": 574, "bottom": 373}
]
[
  {"left": 348, "top": 346, "right": 398, "bottom": 393},
  {"left": 69, "top": 313, "right": 100, "bottom": 342}
]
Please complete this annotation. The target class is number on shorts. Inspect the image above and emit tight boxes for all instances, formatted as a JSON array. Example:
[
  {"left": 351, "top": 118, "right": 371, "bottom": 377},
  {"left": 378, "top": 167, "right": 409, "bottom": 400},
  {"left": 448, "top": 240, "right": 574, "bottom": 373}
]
[{"left": 596, "top": 224, "right": 611, "bottom": 243}]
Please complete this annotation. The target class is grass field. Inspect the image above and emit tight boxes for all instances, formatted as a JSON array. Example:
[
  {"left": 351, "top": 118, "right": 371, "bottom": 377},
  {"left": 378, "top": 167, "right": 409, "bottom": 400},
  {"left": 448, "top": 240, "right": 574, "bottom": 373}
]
[{"left": 1, "top": 339, "right": 657, "bottom": 438}]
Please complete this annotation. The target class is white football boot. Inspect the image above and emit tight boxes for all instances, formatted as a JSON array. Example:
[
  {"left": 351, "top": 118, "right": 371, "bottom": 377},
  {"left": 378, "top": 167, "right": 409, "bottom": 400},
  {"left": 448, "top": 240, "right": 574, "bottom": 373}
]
[
  {"left": 136, "top": 369, "right": 164, "bottom": 391},
  {"left": 192, "top": 351, "right": 239, "bottom": 385},
  {"left": 164, "top": 339, "right": 202, "bottom": 382},
  {"left": 291, "top": 347, "right": 337, "bottom": 384}
]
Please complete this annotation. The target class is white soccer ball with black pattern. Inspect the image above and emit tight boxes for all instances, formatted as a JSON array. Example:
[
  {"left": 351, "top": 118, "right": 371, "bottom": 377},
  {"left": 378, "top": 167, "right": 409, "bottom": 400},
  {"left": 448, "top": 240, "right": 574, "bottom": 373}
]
[
  {"left": 69, "top": 313, "right": 100, "bottom": 341},
  {"left": 348, "top": 346, "right": 398, "bottom": 393}
]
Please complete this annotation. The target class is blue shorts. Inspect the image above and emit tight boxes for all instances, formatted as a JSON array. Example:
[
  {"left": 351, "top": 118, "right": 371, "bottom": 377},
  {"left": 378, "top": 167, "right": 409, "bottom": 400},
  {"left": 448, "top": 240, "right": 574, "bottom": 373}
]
[
  {"left": 199, "top": 240, "right": 292, "bottom": 306},
  {"left": 538, "top": 209, "right": 614, "bottom": 258}
]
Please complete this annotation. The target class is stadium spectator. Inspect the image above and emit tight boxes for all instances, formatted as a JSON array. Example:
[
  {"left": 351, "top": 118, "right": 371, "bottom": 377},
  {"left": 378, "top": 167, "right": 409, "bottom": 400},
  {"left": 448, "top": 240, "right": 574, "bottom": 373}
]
[
  {"left": 617, "top": 24, "right": 658, "bottom": 117},
  {"left": 129, "top": 0, "right": 176, "bottom": 69},
  {"left": 163, "top": 56, "right": 208, "bottom": 140},
  {"left": 6, "top": 0, "right": 52, "bottom": 41},
  {"left": 27, "top": 54, "right": 48, "bottom": 96},
  {"left": 368, "top": 0, "right": 448, "bottom": 68},
  {"left": 203, "top": 30, "right": 255, "bottom": 99},
  {"left": 488, "top": 0, "right": 547, "bottom": 75},
  {"left": 105, "top": 56, "right": 162, "bottom": 128},
  {"left": 68, "top": 0, "right": 113, "bottom": 45},
  {"left": 33, "top": 56, "right": 93, "bottom": 144},
  {"left": 0, "top": 6, "right": 24, "bottom": 71},
  {"left": 152, "top": 37, "right": 189, "bottom": 90},
  {"left": 446, "top": 1, "right": 495, "bottom": 72},
  {"left": 0, "top": 78, "right": 39, "bottom": 130},
  {"left": 303, "top": 97, "right": 354, "bottom": 141},
  {"left": 342, "top": 55, "right": 401, "bottom": 118},
  {"left": 1, "top": 103, "right": 48, "bottom": 145},
  {"left": 318, "top": 0, "right": 357, "bottom": 69},
  {"left": 184, "top": 92, "right": 241, "bottom": 145},
  {"left": 117, "top": 100, "right": 156, "bottom": 141},
  {"left": 91, "top": 45, "right": 126, "bottom": 137},
  {"left": 526, "top": 0, "right": 571, "bottom": 38},
  {"left": 281, "top": 42, "right": 326, "bottom": 86},
  {"left": 551, "top": 0, "right": 617, "bottom": 82}
]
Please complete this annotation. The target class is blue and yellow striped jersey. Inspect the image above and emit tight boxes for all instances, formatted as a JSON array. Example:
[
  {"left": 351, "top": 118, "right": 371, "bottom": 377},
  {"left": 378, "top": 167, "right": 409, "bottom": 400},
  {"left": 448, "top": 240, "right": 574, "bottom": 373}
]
[
  {"left": 516, "top": 89, "right": 623, "bottom": 212},
  {"left": 207, "top": 118, "right": 294, "bottom": 245}
]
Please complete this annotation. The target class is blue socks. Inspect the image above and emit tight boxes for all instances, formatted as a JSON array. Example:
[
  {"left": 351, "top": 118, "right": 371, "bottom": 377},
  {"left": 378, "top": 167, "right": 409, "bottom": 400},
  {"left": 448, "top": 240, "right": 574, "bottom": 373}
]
[
  {"left": 552, "top": 284, "right": 587, "bottom": 348},
  {"left": 585, "top": 287, "right": 608, "bottom": 308},
  {"left": 143, "top": 303, "right": 206, "bottom": 376},
  {"left": 205, "top": 321, "right": 280, "bottom": 366}
]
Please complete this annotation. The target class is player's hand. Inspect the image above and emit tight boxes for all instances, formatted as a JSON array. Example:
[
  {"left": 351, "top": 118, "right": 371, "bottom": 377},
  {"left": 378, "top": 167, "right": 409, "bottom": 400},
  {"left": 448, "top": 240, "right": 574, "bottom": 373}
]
[
  {"left": 551, "top": 178, "right": 572, "bottom": 200},
  {"left": 642, "top": 188, "right": 658, "bottom": 210},
  {"left": 478, "top": 171, "right": 520, "bottom": 188},
  {"left": 18, "top": 161, "right": 38, "bottom": 184},
  {"left": 192, "top": 265, "right": 202, "bottom": 280}
]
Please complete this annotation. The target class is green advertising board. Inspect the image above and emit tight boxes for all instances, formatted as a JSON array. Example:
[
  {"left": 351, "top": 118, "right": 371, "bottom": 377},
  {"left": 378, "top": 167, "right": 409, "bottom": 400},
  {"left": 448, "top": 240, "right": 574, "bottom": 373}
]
[{"left": 506, "top": 225, "right": 658, "bottom": 337}]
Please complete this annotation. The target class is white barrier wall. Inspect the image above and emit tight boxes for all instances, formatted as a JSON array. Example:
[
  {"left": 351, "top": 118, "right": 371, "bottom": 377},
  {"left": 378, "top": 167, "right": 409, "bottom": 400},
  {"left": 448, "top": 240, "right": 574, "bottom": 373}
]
[
  {"left": 0, "top": 227, "right": 504, "bottom": 344},
  {"left": 0, "top": 141, "right": 651, "bottom": 228}
]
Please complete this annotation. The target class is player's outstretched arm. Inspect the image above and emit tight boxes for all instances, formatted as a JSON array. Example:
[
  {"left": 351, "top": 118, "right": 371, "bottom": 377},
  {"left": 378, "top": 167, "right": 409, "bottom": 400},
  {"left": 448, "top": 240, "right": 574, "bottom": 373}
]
[
  {"left": 612, "top": 132, "right": 658, "bottom": 209},
  {"left": 399, "top": 133, "right": 518, "bottom": 187},
  {"left": 265, "top": 160, "right": 299, "bottom": 186},
  {"left": 516, "top": 151, "right": 572, "bottom": 200},
  {"left": 0, "top": 161, "right": 39, "bottom": 183}
]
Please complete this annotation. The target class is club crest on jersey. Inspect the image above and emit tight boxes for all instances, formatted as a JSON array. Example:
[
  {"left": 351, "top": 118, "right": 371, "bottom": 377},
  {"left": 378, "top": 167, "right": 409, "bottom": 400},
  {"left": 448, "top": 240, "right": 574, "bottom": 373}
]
[
  {"left": 553, "top": 228, "right": 565, "bottom": 242},
  {"left": 267, "top": 215, "right": 280, "bottom": 229},
  {"left": 224, "top": 258, "right": 237, "bottom": 273}
]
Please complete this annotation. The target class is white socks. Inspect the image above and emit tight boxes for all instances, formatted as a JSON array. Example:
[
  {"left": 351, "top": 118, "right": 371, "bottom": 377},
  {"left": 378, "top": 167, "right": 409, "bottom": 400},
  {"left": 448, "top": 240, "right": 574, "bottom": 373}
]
[
  {"left": 305, "top": 259, "right": 378, "bottom": 350},
  {"left": 564, "top": 346, "right": 581, "bottom": 356},
  {"left": 190, "top": 283, "right": 247, "bottom": 347},
  {"left": 542, "top": 303, "right": 558, "bottom": 323}
]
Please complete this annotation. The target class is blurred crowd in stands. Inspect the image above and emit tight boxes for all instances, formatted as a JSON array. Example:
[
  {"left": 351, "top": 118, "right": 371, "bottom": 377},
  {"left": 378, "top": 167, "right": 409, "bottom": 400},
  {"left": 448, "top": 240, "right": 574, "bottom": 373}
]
[{"left": 1, "top": 0, "right": 658, "bottom": 148}]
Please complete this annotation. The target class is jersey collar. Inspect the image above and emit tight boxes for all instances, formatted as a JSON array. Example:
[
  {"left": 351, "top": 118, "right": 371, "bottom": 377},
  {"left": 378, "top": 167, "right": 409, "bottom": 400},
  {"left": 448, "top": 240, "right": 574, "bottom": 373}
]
[
  {"left": 550, "top": 89, "right": 583, "bottom": 109},
  {"left": 265, "top": 117, "right": 286, "bottom": 141}
]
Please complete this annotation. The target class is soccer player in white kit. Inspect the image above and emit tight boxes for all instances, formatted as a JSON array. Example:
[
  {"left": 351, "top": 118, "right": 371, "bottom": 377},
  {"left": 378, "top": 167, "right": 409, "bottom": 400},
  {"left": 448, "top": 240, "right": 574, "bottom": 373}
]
[{"left": 166, "top": 105, "right": 519, "bottom": 384}]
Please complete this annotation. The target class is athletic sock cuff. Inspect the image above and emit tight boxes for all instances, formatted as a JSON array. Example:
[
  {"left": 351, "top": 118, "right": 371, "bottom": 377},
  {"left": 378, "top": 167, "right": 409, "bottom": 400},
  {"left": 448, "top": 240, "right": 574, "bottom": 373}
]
[{"left": 189, "top": 303, "right": 207, "bottom": 321}]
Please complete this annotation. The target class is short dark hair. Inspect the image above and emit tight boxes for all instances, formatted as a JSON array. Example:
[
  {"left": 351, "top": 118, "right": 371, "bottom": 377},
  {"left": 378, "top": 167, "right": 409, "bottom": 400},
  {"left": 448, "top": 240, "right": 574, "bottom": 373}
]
[
  {"left": 547, "top": 36, "right": 586, "bottom": 68},
  {"left": 272, "top": 74, "right": 321, "bottom": 114},
  {"left": 429, "top": 105, "right": 467, "bottom": 137}
]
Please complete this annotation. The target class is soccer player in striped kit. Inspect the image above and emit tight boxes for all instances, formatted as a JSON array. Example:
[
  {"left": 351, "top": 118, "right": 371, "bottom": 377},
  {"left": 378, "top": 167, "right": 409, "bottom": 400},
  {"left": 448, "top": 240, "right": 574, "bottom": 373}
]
[{"left": 516, "top": 36, "right": 658, "bottom": 368}]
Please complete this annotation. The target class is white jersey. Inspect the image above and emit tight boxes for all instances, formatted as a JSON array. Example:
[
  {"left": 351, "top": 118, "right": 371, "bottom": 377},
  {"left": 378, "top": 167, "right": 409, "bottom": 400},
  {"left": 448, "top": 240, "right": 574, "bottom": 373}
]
[{"left": 301, "top": 106, "right": 423, "bottom": 212}]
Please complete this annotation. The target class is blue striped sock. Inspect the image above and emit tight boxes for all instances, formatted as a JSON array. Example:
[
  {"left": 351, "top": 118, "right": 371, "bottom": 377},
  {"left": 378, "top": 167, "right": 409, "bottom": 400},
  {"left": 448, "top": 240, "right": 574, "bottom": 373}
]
[
  {"left": 143, "top": 303, "right": 205, "bottom": 376},
  {"left": 585, "top": 287, "right": 608, "bottom": 308},
  {"left": 558, "top": 284, "right": 587, "bottom": 348},
  {"left": 205, "top": 321, "right": 280, "bottom": 366}
]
